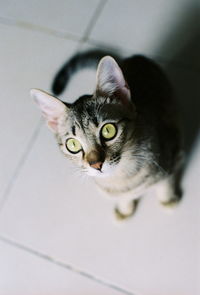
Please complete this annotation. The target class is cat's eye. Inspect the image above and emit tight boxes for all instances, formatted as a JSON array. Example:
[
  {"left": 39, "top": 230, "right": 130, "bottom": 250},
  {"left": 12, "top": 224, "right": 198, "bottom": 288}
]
[
  {"left": 101, "top": 123, "right": 117, "bottom": 141},
  {"left": 66, "top": 138, "right": 82, "bottom": 154}
]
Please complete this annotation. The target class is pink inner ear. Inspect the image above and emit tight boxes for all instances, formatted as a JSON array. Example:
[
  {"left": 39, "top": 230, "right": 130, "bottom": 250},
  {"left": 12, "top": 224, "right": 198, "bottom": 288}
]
[
  {"left": 41, "top": 109, "right": 59, "bottom": 132},
  {"left": 48, "top": 120, "right": 58, "bottom": 131},
  {"left": 31, "top": 88, "right": 68, "bottom": 133},
  {"left": 40, "top": 101, "right": 67, "bottom": 132},
  {"left": 96, "top": 56, "right": 131, "bottom": 103},
  {"left": 115, "top": 86, "right": 131, "bottom": 106}
]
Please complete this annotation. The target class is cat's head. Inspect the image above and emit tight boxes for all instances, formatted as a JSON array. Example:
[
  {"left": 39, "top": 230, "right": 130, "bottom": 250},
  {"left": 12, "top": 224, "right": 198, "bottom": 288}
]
[{"left": 30, "top": 56, "right": 136, "bottom": 177}]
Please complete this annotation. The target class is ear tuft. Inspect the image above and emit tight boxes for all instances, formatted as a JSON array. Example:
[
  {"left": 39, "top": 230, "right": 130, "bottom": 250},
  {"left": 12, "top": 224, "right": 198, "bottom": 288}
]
[
  {"left": 96, "top": 56, "right": 131, "bottom": 104},
  {"left": 30, "top": 88, "right": 68, "bottom": 133}
]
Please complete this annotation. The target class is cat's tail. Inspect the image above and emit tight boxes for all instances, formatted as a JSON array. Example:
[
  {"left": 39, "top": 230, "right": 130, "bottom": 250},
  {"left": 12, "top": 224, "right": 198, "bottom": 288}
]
[{"left": 51, "top": 49, "right": 121, "bottom": 95}]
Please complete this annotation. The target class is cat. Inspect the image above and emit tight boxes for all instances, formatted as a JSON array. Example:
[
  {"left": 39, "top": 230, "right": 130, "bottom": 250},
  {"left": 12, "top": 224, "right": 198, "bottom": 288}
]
[{"left": 30, "top": 49, "right": 184, "bottom": 220}]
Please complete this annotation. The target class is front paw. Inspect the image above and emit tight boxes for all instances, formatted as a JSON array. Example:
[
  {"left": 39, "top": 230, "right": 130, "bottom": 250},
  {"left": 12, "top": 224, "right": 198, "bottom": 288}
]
[
  {"left": 160, "top": 197, "right": 180, "bottom": 208},
  {"left": 160, "top": 192, "right": 182, "bottom": 213},
  {"left": 114, "top": 207, "right": 132, "bottom": 220},
  {"left": 114, "top": 200, "right": 139, "bottom": 221}
]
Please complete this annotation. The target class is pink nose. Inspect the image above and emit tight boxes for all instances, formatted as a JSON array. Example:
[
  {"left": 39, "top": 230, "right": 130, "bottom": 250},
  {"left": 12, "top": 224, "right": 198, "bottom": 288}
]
[{"left": 90, "top": 161, "right": 103, "bottom": 170}]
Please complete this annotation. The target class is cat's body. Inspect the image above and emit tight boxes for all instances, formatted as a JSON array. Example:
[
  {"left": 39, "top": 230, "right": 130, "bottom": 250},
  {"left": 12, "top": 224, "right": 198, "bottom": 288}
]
[{"left": 31, "top": 50, "right": 183, "bottom": 219}]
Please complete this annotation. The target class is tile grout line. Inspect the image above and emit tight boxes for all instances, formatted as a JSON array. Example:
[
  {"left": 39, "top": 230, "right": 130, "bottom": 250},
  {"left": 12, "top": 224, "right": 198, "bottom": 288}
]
[
  {"left": 0, "top": 118, "right": 43, "bottom": 213},
  {"left": 0, "top": 16, "right": 81, "bottom": 42},
  {"left": 0, "top": 235, "right": 138, "bottom": 295},
  {"left": 81, "top": 0, "right": 108, "bottom": 42},
  {"left": 0, "top": 16, "right": 199, "bottom": 73}
]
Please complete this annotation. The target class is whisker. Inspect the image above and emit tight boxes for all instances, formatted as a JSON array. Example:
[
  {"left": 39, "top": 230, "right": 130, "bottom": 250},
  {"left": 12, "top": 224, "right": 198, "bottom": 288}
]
[{"left": 121, "top": 151, "right": 168, "bottom": 175}]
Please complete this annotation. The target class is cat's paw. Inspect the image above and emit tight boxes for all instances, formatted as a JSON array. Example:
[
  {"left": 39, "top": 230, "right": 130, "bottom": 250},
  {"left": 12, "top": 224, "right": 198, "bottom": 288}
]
[
  {"left": 113, "top": 199, "right": 139, "bottom": 222},
  {"left": 160, "top": 194, "right": 182, "bottom": 213},
  {"left": 114, "top": 207, "right": 133, "bottom": 221}
]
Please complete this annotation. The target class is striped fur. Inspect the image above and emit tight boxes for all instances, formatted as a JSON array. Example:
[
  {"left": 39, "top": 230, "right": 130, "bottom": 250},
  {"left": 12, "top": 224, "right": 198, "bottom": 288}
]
[{"left": 31, "top": 50, "right": 184, "bottom": 220}]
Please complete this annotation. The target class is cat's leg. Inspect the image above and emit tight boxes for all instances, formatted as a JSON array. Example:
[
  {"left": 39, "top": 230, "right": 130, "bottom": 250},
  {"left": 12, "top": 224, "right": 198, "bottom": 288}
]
[
  {"left": 114, "top": 198, "right": 140, "bottom": 220},
  {"left": 96, "top": 183, "right": 143, "bottom": 220},
  {"left": 156, "top": 173, "right": 182, "bottom": 208},
  {"left": 156, "top": 152, "right": 184, "bottom": 208}
]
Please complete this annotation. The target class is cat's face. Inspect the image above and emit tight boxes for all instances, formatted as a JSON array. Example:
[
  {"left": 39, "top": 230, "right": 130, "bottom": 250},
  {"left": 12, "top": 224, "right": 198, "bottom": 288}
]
[
  {"left": 31, "top": 56, "right": 135, "bottom": 177},
  {"left": 57, "top": 95, "right": 135, "bottom": 177}
]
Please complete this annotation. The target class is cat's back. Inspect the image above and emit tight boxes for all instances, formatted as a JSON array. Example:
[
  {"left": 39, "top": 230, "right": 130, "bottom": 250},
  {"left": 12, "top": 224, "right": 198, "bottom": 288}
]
[
  {"left": 122, "top": 55, "right": 182, "bottom": 172},
  {"left": 122, "top": 55, "right": 173, "bottom": 111}
]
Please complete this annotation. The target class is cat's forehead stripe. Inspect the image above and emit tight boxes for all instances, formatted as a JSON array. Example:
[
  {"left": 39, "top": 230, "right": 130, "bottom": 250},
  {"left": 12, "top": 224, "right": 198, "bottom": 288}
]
[
  {"left": 72, "top": 101, "right": 101, "bottom": 130},
  {"left": 72, "top": 125, "right": 76, "bottom": 136}
]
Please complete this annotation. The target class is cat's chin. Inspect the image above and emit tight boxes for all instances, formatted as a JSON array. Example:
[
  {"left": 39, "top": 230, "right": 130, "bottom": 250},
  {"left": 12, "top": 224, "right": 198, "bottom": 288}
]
[
  {"left": 87, "top": 169, "right": 103, "bottom": 177},
  {"left": 86, "top": 163, "right": 117, "bottom": 178}
]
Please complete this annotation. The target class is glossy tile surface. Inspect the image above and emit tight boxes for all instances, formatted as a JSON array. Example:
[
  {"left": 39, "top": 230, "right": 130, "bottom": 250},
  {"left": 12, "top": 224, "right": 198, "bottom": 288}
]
[
  {"left": 0, "top": 0, "right": 100, "bottom": 37},
  {"left": 0, "top": 23, "right": 77, "bottom": 201},
  {"left": 0, "top": 239, "right": 127, "bottom": 295},
  {"left": 89, "top": 0, "right": 200, "bottom": 68}
]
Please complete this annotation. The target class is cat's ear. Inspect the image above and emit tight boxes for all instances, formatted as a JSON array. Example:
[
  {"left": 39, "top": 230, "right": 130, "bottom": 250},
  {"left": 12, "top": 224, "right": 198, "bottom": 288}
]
[
  {"left": 96, "top": 56, "right": 131, "bottom": 105},
  {"left": 30, "top": 89, "right": 68, "bottom": 133}
]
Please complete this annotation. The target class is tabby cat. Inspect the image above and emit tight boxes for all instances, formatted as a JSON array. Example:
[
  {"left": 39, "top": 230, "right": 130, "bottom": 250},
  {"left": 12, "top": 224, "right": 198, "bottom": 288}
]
[{"left": 30, "top": 50, "right": 183, "bottom": 220}]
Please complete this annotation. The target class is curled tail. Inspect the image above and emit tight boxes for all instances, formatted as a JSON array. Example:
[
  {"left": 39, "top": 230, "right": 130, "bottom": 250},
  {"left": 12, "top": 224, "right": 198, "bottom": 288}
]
[{"left": 51, "top": 49, "right": 121, "bottom": 95}]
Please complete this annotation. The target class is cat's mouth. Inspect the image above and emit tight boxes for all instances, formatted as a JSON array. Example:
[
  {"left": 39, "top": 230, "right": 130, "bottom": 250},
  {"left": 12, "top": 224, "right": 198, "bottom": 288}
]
[{"left": 87, "top": 161, "right": 118, "bottom": 177}]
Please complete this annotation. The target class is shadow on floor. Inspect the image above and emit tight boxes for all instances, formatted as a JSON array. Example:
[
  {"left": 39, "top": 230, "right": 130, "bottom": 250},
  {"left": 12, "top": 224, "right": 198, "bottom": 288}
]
[{"left": 158, "top": 3, "right": 200, "bottom": 161}]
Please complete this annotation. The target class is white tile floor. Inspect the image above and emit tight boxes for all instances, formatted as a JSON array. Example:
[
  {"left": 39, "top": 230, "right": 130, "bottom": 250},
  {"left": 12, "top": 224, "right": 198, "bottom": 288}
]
[{"left": 0, "top": 1, "right": 199, "bottom": 294}]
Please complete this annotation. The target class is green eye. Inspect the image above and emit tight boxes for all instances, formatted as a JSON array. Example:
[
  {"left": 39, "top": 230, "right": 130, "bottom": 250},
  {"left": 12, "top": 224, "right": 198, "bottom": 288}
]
[
  {"left": 101, "top": 123, "right": 117, "bottom": 140},
  {"left": 66, "top": 138, "right": 82, "bottom": 153}
]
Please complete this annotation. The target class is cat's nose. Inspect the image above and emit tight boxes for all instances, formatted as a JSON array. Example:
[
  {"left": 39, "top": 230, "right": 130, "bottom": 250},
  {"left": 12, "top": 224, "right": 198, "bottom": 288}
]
[
  {"left": 87, "top": 150, "right": 105, "bottom": 170},
  {"left": 89, "top": 161, "right": 103, "bottom": 170}
]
